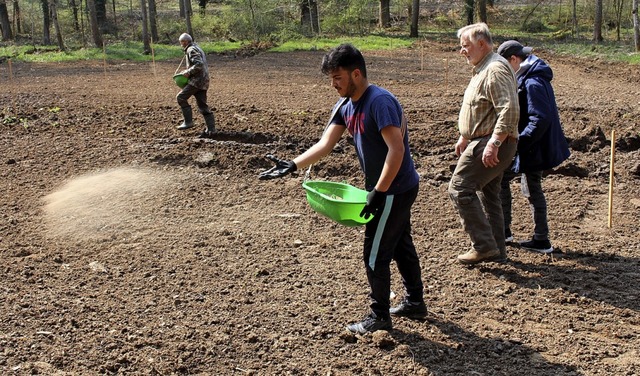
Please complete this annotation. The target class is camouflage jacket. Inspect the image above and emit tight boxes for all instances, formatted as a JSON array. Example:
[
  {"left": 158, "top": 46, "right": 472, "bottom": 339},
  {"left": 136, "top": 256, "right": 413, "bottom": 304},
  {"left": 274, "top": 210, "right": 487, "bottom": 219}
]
[{"left": 180, "top": 42, "right": 209, "bottom": 90}]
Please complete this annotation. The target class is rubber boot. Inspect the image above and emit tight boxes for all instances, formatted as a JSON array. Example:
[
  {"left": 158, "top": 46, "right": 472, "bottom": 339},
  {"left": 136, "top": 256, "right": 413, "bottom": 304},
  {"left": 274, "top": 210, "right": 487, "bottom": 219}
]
[
  {"left": 177, "top": 106, "right": 194, "bottom": 130},
  {"left": 198, "top": 113, "right": 216, "bottom": 138}
]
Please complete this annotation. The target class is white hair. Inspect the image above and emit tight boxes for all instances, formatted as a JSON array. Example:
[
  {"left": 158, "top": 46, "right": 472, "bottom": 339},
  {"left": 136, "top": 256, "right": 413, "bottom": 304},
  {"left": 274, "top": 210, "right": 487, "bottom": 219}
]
[
  {"left": 179, "top": 33, "right": 192, "bottom": 42},
  {"left": 457, "top": 23, "right": 493, "bottom": 46}
]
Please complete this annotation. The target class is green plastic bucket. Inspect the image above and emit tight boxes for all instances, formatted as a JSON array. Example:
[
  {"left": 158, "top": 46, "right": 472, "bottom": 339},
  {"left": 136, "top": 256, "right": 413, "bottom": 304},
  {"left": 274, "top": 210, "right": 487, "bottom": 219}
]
[
  {"left": 302, "top": 180, "right": 372, "bottom": 227},
  {"left": 173, "top": 74, "right": 188, "bottom": 88}
]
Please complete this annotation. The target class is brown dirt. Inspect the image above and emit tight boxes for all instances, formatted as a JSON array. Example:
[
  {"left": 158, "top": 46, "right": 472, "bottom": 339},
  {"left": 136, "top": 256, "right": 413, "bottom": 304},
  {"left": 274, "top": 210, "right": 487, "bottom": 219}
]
[{"left": 1, "top": 44, "right": 639, "bottom": 375}]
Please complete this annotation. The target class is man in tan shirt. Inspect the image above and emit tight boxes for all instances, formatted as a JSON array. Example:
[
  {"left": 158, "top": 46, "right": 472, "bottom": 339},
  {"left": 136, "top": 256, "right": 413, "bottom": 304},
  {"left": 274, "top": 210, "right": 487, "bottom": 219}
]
[{"left": 449, "top": 23, "right": 519, "bottom": 265}]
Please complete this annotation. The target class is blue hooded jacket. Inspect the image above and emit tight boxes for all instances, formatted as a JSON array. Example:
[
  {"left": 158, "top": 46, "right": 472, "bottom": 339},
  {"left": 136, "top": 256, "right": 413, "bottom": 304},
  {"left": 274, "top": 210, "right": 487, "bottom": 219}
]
[{"left": 512, "top": 55, "right": 570, "bottom": 173}]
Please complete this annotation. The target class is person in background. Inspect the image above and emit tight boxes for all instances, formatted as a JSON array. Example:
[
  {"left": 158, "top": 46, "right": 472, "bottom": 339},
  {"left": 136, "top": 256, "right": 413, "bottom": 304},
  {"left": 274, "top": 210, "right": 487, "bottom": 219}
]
[
  {"left": 175, "top": 33, "right": 217, "bottom": 138},
  {"left": 259, "top": 43, "right": 427, "bottom": 334},
  {"left": 497, "top": 40, "right": 570, "bottom": 254},
  {"left": 449, "top": 23, "right": 520, "bottom": 265}
]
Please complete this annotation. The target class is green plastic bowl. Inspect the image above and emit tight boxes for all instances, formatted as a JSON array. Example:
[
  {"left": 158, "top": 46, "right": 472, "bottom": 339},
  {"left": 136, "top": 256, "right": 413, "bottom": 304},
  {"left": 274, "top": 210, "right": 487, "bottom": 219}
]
[
  {"left": 173, "top": 74, "right": 188, "bottom": 88},
  {"left": 302, "top": 180, "right": 372, "bottom": 227}
]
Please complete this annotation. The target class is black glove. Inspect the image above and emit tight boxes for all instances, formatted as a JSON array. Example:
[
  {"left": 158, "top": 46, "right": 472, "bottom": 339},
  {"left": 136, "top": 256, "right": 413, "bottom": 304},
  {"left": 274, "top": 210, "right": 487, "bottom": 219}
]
[
  {"left": 360, "top": 189, "right": 387, "bottom": 219},
  {"left": 258, "top": 154, "right": 297, "bottom": 180}
]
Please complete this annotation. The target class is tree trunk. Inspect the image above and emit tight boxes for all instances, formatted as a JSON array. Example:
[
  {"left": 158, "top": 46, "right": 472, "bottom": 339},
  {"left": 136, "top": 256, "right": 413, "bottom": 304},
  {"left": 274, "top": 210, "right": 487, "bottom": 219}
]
[
  {"left": 49, "top": 0, "right": 65, "bottom": 50},
  {"left": 379, "top": 0, "right": 390, "bottom": 28},
  {"left": 182, "top": 0, "right": 192, "bottom": 21},
  {"left": 613, "top": 0, "right": 624, "bottom": 41},
  {"left": 112, "top": 0, "right": 118, "bottom": 37},
  {"left": 12, "top": 0, "right": 20, "bottom": 34},
  {"left": 634, "top": 0, "right": 639, "bottom": 52},
  {"left": 95, "top": 0, "right": 107, "bottom": 32},
  {"left": 0, "top": 0, "right": 12, "bottom": 40},
  {"left": 148, "top": 0, "right": 158, "bottom": 42},
  {"left": 478, "top": 0, "right": 487, "bottom": 23},
  {"left": 410, "top": 0, "right": 419, "bottom": 37},
  {"left": 247, "top": 0, "right": 255, "bottom": 40},
  {"left": 594, "top": 0, "right": 603, "bottom": 42},
  {"left": 465, "top": 0, "right": 474, "bottom": 25},
  {"left": 41, "top": 0, "right": 51, "bottom": 45},
  {"left": 80, "top": 0, "right": 86, "bottom": 47},
  {"left": 69, "top": 0, "right": 80, "bottom": 31},
  {"left": 140, "top": 0, "right": 150, "bottom": 54},
  {"left": 183, "top": 0, "right": 192, "bottom": 37},
  {"left": 300, "top": 0, "right": 311, "bottom": 34},
  {"left": 300, "top": 0, "right": 319, "bottom": 34},
  {"left": 310, "top": 0, "right": 319, "bottom": 33},
  {"left": 87, "top": 0, "right": 103, "bottom": 47},
  {"left": 572, "top": 0, "right": 578, "bottom": 37}
]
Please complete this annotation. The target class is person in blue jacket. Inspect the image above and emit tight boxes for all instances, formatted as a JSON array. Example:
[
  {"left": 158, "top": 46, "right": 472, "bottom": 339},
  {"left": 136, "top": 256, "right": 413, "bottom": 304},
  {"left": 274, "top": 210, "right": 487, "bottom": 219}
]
[{"left": 497, "top": 40, "right": 570, "bottom": 254}]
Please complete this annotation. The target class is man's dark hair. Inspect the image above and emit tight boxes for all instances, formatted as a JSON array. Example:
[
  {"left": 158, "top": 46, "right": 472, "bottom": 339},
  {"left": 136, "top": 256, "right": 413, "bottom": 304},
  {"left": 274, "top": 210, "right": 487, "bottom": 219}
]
[{"left": 321, "top": 43, "right": 367, "bottom": 78}]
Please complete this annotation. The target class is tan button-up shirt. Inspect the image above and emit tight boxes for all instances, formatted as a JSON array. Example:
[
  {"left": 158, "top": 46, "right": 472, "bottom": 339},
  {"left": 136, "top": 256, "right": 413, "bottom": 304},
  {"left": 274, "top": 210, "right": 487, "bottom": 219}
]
[{"left": 458, "top": 51, "right": 519, "bottom": 140}]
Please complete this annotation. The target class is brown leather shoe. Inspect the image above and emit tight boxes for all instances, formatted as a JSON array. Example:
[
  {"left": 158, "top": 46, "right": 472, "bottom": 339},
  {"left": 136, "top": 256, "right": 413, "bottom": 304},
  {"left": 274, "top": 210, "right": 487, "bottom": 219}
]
[{"left": 457, "top": 249, "right": 502, "bottom": 265}]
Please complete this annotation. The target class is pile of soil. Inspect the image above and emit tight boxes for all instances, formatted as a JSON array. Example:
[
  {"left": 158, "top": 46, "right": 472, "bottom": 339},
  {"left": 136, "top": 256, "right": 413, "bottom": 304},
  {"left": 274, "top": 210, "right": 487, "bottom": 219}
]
[{"left": 1, "top": 43, "right": 638, "bottom": 375}]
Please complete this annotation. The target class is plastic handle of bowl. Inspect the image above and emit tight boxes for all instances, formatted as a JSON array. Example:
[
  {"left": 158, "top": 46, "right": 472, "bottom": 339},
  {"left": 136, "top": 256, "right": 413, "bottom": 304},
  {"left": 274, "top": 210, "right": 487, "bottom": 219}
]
[{"left": 174, "top": 56, "right": 185, "bottom": 74}]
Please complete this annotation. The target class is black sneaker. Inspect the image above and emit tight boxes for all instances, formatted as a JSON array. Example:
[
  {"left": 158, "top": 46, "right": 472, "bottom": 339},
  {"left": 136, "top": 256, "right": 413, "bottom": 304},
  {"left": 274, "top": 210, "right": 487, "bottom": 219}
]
[
  {"left": 346, "top": 314, "right": 392, "bottom": 334},
  {"left": 519, "top": 238, "right": 553, "bottom": 254},
  {"left": 390, "top": 299, "right": 427, "bottom": 319}
]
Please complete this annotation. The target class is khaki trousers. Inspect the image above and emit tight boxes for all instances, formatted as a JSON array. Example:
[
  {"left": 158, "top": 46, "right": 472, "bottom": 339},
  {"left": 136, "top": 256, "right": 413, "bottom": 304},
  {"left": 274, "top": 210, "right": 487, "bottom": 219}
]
[{"left": 448, "top": 136, "right": 517, "bottom": 254}]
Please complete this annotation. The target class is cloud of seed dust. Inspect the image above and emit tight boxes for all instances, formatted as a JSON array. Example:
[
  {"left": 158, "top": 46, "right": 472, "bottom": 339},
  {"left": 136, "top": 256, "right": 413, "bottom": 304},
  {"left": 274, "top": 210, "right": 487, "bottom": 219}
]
[{"left": 43, "top": 167, "right": 177, "bottom": 241}]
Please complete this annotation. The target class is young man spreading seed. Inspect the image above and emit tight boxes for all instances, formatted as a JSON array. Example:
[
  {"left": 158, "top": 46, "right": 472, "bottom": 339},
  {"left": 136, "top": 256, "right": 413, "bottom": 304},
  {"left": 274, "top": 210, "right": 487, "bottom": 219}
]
[{"left": 259, "top": 43, "right": 427, "bottom": 334}]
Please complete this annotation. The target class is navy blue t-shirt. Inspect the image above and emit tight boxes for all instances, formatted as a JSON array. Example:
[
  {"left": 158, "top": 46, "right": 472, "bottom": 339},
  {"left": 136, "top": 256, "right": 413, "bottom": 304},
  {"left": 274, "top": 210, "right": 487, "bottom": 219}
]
[{"left": 332, "top": 85, "right": 419, "bottom": 194}]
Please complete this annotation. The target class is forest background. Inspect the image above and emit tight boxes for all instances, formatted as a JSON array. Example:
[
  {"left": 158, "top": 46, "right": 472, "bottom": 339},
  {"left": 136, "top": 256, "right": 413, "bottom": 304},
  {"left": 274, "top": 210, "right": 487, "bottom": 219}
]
[{"left": 0, "top": 0, "right": 639, "bottom": 64}]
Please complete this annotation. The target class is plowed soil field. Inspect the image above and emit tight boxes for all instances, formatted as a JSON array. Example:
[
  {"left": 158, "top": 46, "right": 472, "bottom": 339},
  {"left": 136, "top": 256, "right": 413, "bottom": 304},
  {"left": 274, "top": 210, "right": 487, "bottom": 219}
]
[{"left": 1, "top": 42, "right": 639, "bottom": 375}]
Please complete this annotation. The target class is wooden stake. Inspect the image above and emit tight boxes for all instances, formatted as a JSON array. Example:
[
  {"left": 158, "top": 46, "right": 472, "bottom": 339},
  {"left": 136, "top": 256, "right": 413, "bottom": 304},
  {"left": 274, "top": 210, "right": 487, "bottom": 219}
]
[
  {"left": 103, "top": 41, "right": 107, "bottom": 78},
  {"left": 150, "top": 36, "right": 156, "bottom": 75},
  {"left": 445, "top": 57, "right": 449, "bottom": 88},
  {"left": 608, "top": 129, "right": 616, "bottom": 228},
  {"left": 8, "top": 59, "right": 15, "bottom": 112}
]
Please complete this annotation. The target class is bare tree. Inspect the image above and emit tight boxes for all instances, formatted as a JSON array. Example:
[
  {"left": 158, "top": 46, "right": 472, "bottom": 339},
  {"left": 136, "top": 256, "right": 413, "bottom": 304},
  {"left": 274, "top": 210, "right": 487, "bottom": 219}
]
[
  {"left": 0, "top": 0, "right": 12, "bottom": 40},
  {"left": 182, "top": 0, "right": 192, "bottom": 37},
  {"left": 111, "top": 0, "right": 118, "bottom": 36},
  {"left": 301, "top": 0, "right": 319, "bottom": 34},
  {"left": 69, "top": 0, "right": 80, "bottom": 31},
  {"left": 410, "top": 0, "right": 419, "bottom": 37},
  {"left": 572, "top": 0, "right": 578, "bottom": 37},
  {"left": 140, "top": 0, "right": 150, "bottom": 53},
  {"left": 41, "top": 0, "right": 51, "bottom": 44},
  {"left": 95, "top": 0, "right": 107, "bottom": 32},
  {"left": 148, "top": 0, "right": 158, "bottom": 42},
  {"left": 634, "top": 0, "right": 640, "bottom": 51},
  {"left": 594, "top": 0, "right": 603, "bottom": 42},
  {"left": 612, "top": 0, "right": 624, "bottom": 41},
  {"left": 465, "top": 0, "right": 474, "bottom": 25},
  {"left": 478, "top": 0, "right": 487, "bottom": 23},
  {"left": 379, "top": 0, "right": 390, "bottom": 28},
  {"left": 179, "top": 0, "right": 192, "bottom": 22},
  {"left": 87, "top": 0, "right": 103, "bottom": 47},
  {"left": 50, "top": 0, "right": 64, "bottom": 49},
  {"left": 12, "top": 0, "right": 20, "bottom": 34}
]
